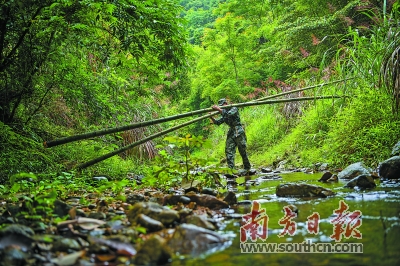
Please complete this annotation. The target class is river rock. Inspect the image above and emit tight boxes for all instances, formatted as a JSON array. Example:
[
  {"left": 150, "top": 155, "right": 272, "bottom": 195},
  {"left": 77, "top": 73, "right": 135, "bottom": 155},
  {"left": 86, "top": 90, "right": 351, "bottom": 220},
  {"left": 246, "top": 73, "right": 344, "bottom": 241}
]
[
  {"left": 201, "top": 188, "right": 218, "bottom": 196},
  {"left": 184, "top": 191, "right": 229, "bottom": 209},
  {"left": 134, "top": 235, "right": 172, "bottom": 265},
  {"left": 128, "top": 174, "right": 144, "bottom": 185},
  {"left": 344, "top": 175, "right": 376, "bottom": 189},
  {"left": 127, "top": 202, "right": 179, "bottom": 227},
  {"left": 53, "top": 199, "right": 72, "bottom": 217},
  {"left": 0, "top": 224, "right": 34, "bottom": 251},
  {"left": 126, "top": 193, "right": 145, "bottom": 204},
  {"left": 378, "top": 156, "right": 400, "bottom": 179},
  {"left": 93, "top": 176, "right": 108, "bottom": 182},
  {"left": 167, "top": 223, "right": 229, "bottom": 257},
  {"left": 185, "top": 215, "right": 216, "bottom": 230},
  {"left": 52, "top": 237, "right": 82, "bottom": 252},
  {"left": 136, "top": 214, "right": 164, "bottom": 232},
  {"left": 318, "top": 171, "right": 333, "bottom": 182},
  {"left": 338, "top": 162, "right": 372, "bottom": 179},
  {"left": 261, "top": 167, "right": 273, "bottom": 173},
  {"left": 163, "top": 195, "right": 192, "bottom": 205},
  {"left": 88, "top": 212, "right": 106, "bottom": 220},
  {"left": 223, "top": 191, "right": 237, "bottom": 205},
  {"left": 0, "top": 245, "right": 29, "bottom": 266},
  {"left": 319, "top": 163, "right": 329, "bottom": 171},
  {"left": 391, "top": 141, "right": 400, "bottom": 156},
  {"left": 276, "top": 183, "right": 335, "bottom": 198},
  {"left": 318, "top": 172, "right": 338, "bottom": 182},
  {"left": 238, "top": 169, "right": 257, "bottom": 176},
  {"left": 276, "top": 160, "right": 288, "bottom": 170}
]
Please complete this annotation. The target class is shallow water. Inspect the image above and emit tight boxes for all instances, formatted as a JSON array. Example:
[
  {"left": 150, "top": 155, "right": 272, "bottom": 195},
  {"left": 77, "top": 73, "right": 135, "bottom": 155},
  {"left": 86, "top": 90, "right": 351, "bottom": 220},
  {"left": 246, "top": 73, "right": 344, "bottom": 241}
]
[{"left": 173, "top": 171, "right": 400, "bottom": 266}]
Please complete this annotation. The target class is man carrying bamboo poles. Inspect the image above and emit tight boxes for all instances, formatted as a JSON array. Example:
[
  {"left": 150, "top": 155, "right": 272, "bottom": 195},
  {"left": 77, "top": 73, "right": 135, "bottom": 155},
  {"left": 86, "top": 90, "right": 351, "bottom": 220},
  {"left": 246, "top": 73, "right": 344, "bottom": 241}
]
[{"left": 210, "top": 98, "right": 251, "bottom": 174}]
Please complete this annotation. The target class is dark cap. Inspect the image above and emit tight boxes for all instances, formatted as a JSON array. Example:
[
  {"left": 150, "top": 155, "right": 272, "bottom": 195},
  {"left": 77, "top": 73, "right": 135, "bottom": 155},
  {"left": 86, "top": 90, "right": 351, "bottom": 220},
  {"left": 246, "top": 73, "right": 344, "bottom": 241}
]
[{"left": 218, "top": 98, "right": 227, "bottom": 106}]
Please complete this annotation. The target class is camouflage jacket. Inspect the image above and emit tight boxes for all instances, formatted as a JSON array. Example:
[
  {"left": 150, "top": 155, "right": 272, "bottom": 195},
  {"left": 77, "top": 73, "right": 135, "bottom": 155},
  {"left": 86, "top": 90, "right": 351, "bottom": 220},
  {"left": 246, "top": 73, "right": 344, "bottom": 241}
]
[{"left": 213, "top": 107, "right": 245, "bottom": 138}]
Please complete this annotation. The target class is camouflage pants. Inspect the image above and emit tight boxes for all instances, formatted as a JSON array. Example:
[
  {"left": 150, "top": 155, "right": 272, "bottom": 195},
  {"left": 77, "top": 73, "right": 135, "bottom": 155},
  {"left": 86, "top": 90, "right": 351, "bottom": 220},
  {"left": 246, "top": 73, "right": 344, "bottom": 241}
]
[{"left": 225, "top": 133, "right": 251, "bottom": 170}]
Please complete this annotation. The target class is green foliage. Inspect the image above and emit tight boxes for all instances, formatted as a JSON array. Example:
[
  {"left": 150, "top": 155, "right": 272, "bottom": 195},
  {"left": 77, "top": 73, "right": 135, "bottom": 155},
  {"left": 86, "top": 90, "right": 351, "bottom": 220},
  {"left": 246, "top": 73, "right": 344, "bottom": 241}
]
[
  {"left": 244, "top": 106, "right": 283, "bottom": 153},
  {"left": 0, "top": 122, "right": 62, "bottom": 184},
  {"left": 1, "top": 0, "right": 400, "bottom": 197},
  {"left": 0, "top": 169, "right": 137, "bottom": 226},
  {"left": 322, "top": 91, "right": 400, "bottom": 167},
  {"left": 189, "top": 0, "right": 400, "bottom": 171},
  {"left": 0, "top": 0, "right": 190, "bottom": 125},
  {"left": 4, "top": 172, "right": 59, "bottom": 223},
  {"left": 94, "top": 179, "right": 131, "bottom": 202},
  {"left": 144, "top": 134, "right": 220, "bottom": 190},
  {"left": 181, "top": 0, "right": 220, "bottom": 45},
  {"left": 245, "top": 86, "right": 400, "bottom": 169},
  {"left": 379, "top": 9, "right": 400, "bottom": 113}
]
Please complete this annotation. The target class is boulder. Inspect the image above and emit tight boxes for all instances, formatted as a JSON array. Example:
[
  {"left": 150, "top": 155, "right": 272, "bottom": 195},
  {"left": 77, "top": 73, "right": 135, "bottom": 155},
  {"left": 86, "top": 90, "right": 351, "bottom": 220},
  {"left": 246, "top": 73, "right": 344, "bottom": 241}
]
[
  {"left": 344, "top": 175, "right": 376, "bottom": 189},
  {"left": 338, "top": 162, "right": 372, "bottom": 179},
  {"left": 167, "top": 223, "right": 229, "bottom": 257},
  {"left": 276, "top": 183, "right": 335, "bottom": 198},
  {"left": 378, "top": 156, "right": 400, "bottom": 179}
]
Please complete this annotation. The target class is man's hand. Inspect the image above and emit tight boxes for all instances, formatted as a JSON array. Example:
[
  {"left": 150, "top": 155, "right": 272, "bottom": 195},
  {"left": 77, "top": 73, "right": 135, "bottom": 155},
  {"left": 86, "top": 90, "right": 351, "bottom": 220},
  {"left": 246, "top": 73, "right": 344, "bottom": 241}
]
[{"left": 212, "top": 105, "right": 222, "bottom": 113}]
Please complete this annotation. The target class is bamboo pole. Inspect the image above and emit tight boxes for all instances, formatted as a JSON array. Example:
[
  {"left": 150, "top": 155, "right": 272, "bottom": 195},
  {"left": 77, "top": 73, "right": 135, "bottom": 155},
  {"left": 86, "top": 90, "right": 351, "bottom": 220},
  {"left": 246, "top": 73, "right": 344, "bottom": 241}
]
[
  {"left": 76, "top": 95, "right": 345, "bottom": 169},
  {"left": 44, "top": 83, "right": 348, "bottom": 148},
  {"left": 76, "top": 112, "right": 218, "bottom": 169},
  {"left": 252, "top": 77, "right": 353, "bottom": 102}
]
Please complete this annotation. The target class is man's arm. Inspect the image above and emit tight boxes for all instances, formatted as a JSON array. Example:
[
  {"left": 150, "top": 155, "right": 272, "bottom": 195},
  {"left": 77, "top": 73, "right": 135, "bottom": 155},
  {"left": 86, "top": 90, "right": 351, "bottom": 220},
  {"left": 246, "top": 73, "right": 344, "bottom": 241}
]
[{"left": 210, "top": 105, "right": 225, "bottom": 125}]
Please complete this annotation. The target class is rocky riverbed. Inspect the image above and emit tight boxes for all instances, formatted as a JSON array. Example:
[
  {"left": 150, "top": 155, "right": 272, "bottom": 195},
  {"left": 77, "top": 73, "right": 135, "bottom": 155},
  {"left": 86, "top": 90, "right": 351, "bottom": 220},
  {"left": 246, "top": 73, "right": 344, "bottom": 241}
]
[{"left": 0, "top": 156, "right": 400, "bottom": 265}]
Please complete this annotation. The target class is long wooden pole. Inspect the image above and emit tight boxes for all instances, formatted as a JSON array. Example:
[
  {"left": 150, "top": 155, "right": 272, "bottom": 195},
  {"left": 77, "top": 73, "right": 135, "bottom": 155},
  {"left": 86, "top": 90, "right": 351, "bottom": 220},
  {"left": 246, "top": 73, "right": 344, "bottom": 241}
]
[
  {"left": 252, "top": 77, "right": 353, "bottom": 102},
  {"left": 76, "top": 95, "right": 345, "bottom": 169},
  {"left": 44, "top": 89, "right": 347, "bottom": 148},
  {"left": 76, "top": 112, "right": 217, "bottom": 169}
]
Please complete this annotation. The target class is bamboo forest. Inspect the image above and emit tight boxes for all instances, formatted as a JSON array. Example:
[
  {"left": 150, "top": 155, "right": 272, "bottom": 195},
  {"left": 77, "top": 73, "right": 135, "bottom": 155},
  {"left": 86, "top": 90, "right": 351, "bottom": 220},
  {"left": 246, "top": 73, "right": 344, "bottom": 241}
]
[{"left": 1, "top": 0, "right": 400, "bottom": 265}]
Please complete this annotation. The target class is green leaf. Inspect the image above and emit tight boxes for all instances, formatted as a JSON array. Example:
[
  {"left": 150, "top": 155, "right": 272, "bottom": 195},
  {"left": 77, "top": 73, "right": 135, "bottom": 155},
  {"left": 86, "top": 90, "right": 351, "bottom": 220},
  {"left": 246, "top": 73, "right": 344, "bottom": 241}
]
[
  {"left": 10, "top": 173, "right": 37, "bottom": 185},
  {"left": 10, "top": 183, "right": 21, "bottom": 193}
]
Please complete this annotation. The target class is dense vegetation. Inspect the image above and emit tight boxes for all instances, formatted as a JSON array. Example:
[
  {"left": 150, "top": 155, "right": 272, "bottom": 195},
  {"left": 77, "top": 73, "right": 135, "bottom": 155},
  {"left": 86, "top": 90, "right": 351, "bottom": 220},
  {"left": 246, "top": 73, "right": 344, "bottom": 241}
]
[{"left": 1, "top": 0, "right": 399, "bottom": 195}]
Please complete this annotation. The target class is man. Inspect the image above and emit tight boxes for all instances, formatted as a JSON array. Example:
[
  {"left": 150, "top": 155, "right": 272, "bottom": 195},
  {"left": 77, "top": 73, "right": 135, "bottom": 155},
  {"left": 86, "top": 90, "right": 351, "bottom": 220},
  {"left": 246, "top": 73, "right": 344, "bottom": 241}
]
[{"left": 210, "top": 98, "right": 251, "bottom": 172}]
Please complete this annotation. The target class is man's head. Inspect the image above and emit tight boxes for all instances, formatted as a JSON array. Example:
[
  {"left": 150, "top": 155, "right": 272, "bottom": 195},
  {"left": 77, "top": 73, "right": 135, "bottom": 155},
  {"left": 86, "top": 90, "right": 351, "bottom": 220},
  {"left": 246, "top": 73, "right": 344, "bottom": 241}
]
[{"left": 218, "top": 98, "right": 228, "bottom": 106}]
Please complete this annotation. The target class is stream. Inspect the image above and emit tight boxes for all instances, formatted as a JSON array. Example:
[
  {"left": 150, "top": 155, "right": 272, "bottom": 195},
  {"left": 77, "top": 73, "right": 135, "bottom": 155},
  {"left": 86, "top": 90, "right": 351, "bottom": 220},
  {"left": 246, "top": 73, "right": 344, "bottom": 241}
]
[{"left": 174, "top": 171, "right": 400, "bottom": 266}]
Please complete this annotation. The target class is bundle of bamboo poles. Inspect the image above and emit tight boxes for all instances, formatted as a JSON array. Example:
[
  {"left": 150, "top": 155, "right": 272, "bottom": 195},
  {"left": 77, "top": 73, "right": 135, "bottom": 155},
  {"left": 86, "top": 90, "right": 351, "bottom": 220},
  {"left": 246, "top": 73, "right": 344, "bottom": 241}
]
[{"left": 43, "top": 78, "right": 352, "bottom": 169}]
